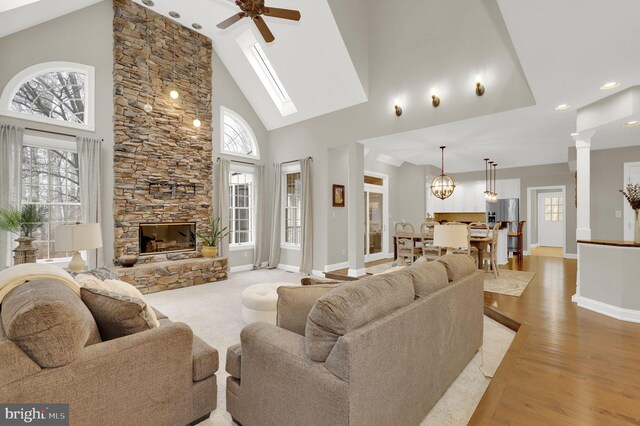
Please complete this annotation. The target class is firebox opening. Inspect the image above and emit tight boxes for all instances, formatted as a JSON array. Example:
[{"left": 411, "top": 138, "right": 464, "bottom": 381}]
[{"left": 139, "top": 223, "right": 196, "bottom": 255}]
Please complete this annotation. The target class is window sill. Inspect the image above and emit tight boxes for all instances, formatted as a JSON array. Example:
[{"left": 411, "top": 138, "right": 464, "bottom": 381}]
[
  {"left": 229, "top": 244, "right": 255, "bottom": 252},
  {"left": 280, "top": 244, "right": 301, "bottom": 251}
]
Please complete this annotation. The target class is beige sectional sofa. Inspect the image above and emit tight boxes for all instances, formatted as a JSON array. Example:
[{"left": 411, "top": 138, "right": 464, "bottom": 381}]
[
  {"left": 226, "top": 254, "right": 484, "bottom": 426},
  {"left": 0, "top": 279, "right": 218, "bottom": 426}
]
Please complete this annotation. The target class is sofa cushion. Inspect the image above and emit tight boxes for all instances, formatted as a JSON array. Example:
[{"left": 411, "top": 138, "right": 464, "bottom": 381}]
[
  {"left": 277, "top": 284, "right": 341, "bottom": 336},
  {"left": 226, "top": 343, "right": 242, "bottom": 379},
  {"left": 305, "top": 272, "right": 415, "bottom": 362},
  {"left": 80, "top": 287, "right": 157, "bottom": 340},
  {"left": 1, "top": 280, "right": 102, "bottom": 368},
  {"left": 192, "top": 335, "right": 218, "bottom": 382},
  {"left": 437, "top": 254, "right": 477, "bottom": 282},
  {"left": 403, "top": 261, "right": 449, "bottom": 297}
]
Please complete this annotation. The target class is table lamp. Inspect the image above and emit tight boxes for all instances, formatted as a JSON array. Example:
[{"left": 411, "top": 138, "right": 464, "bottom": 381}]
[
  {"left": 55, "top": 223, "right": 103, "bottom": 272},
  {"left": 433, "top": 224, "right": 468, "bottom": 255}
]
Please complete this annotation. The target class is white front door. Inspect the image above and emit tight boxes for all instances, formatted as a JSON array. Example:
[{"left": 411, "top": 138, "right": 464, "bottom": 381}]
[
  {"left": 364, "top": 173, "right": 389, "bottom": 262},
  {"left": 624, "top": 162, "right": 640, "bottom": 241},
  {"left": 538, "top": 192, "right": 564, "bottom": 247}
]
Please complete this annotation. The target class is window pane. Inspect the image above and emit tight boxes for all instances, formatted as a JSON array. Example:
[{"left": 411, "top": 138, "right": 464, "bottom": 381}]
[
  {"left": 10, "top": 71, "right": 87, "bottom": 125},
  {"left": 544, "top": 198, "right": 551, "bottom": 206},
  {"left": 228, "top": 171, "right": 255, "bottom": 245},
  {"left": 545, "top": 213, "right": 552, "bottom": 221},
  {"left": 223, "top": 112, "right": 258, "bottom": 157}
]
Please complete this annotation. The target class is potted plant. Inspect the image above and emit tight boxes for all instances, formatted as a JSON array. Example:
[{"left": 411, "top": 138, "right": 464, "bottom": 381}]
[
  {"left": 197, "top": 217, "right": 230, "bottom": 258},
  {"left": 0, "top": 204, "right": 48, "bottom": 264},
  {"left": 620, "top": 183, "right": 640, "bottom": 243}
]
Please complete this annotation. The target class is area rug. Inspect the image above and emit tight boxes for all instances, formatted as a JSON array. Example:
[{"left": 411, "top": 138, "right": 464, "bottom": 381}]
[
  {"left": 145, "top": 269, "right": 515, "bottom": 426},
  {"left": 484, "top": 269, "right": 535, "bottom": 297},
  {"left": 365, "top": 261, "right": 396, "bottom": 275}
]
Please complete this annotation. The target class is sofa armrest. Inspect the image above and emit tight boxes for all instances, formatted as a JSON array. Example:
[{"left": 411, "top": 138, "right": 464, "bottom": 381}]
[
  {"left": 1, "top": 322, "right": 197, "bottom": 426},
  {"left": 237, "top": 322, "right": 349, "bottom": 426},
  {"left": 0, "top": 339, "right": 41, "bottom": 387}
]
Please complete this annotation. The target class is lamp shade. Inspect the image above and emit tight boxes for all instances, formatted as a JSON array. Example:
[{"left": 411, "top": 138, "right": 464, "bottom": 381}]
[
  {"left": 55, "top": 223, "right": 103, "bottom": 252},
  {"left": 433, "top": 224, "right": 468, "bottom": 249}
]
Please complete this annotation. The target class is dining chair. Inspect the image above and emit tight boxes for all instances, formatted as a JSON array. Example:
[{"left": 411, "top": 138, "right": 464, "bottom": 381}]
[
  {"left": 485, "top": 223, "right": 501, "bottom": 278},
  {"left": 395, "top": 222, "right": 421, "bottom": 265},
  {"left": 419, "top": 222, "right": 441, "bottom": 261},
  {"left": 470, "top": 222, "right": 489, "bottom": 268},
  {"left": 508, "top": 220, "right": 526, "bottom": 263}
]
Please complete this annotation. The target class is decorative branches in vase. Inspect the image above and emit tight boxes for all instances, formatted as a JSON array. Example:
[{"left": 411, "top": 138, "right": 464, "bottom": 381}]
[{"left": 620, "top": 183, "right": 640, "bottom": 244}]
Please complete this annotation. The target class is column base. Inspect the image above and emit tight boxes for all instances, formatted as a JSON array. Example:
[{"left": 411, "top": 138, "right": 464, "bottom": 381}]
[{"left": 347, "top": 268, "right": 366, "bottom": 277}]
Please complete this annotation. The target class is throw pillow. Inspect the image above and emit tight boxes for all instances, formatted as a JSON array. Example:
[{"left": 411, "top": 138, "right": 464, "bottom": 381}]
[
  {"left": 437, "top": 254, "right": 477, "bottom": 282},
  {"left": 74, "top": 273, "right": 110, "bottom": 291},
  {"left": 80, "top": 287, "right": 157, "bottom": 340},
  {"left": 103, "top": 279, "right": 160, "bottom": 327},
  {"left": 277, "top": 284, "right": 342, "bottom": 336}
]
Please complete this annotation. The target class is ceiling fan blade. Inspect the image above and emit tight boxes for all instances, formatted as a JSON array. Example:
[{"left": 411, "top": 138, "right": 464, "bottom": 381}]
[
  {"left": 217, "top": 12, "right": 245, "bottom": 29},
  {"left": 253, "top": 15, "right": 275, "bottom": 43},
  {"left": 263, "top": 7, "right": 301, "bottom": 21}
]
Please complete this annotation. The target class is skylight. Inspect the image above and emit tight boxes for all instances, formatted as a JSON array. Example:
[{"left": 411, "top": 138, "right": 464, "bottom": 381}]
[
  {"left": 238, "top": 31, "right": 297, "bottom": 117},
  {"left": 0, "top": 0, "right": 41, "bottom": 14}
]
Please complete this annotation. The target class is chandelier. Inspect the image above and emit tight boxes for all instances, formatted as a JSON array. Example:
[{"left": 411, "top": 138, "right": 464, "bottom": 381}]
[{"left": 431, "top": 146, "right": 455, "bottom": 200}]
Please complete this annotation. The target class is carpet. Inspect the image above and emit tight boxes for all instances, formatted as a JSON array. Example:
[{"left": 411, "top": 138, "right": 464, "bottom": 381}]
[
  {"left": 484, "top": 269, "right": 535, "bottom": 297},
  {"left": 365, "top": 261, "right": 395, "bottom": 275},
  {"left": 145, "top": 269, "right": 515, "bottom": 426}
]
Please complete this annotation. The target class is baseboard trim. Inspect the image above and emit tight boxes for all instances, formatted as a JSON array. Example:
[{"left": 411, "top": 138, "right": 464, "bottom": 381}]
[
  {"left": 277, "top": 264, "right": 300, "bottom": 273},
  {"left": 230, "top": 264, "right": 254, "bottom": 273},
  {"left": 324, "top": 261, "right": 348, "bottom": 272},
  {"left": 563, "top": 253, "right": 577, "bottom": 259},
  {"left": 573, "top": 295, "right": 640, "bottom": 323},
  {"left": 311, "top": 269, "right": 324, "bottom": 278}
]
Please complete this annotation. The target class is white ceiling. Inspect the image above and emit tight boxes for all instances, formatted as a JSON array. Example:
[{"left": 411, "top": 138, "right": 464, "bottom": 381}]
[
  {"left": 131, "top": 0, "right": 368, "bottom": 131},
  {"left": 362, "top": 0, "right": 640, "bottom": 172},
  {"left": 0, "top": 0, "right": 102, "bottom": 38}
]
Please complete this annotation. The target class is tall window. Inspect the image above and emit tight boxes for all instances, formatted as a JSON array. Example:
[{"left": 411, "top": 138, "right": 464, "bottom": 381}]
[
  {"left": 21, "top": 140, "right": 81, "bottom": 261},
  {"left": 282, "top": 166, "right": 301, "bottom": 247},
  {"left": 221, "top": 107, "right": 259, "bottom": 160},
  {"left": 0, "top": 62, "right": 95, "bottom": 130},
  {"left": 229, "top": 168, "right": 254, "bottom": 247}
]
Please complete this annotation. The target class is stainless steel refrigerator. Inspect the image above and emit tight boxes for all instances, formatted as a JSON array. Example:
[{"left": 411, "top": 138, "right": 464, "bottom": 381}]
[{"left": 486, "top": 198, "right": 519, "bottom": 235}]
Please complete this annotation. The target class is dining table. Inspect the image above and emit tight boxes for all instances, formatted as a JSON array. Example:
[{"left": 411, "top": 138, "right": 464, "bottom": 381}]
[{"left": 393, "top": 233, "right": 493, "bottom": 269}]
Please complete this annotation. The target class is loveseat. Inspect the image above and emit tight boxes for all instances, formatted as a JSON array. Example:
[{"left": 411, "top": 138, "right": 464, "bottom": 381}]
[
  {"left": 225, "top": 254, "right": 483, "bottom": 425},
  {"left": 0, "top": 278, "right": 218, "bottom": 426}
]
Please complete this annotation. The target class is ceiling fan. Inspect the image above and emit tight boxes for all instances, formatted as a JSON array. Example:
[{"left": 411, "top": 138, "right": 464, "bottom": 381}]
[{"left": 217, "top": 0, "right": 301, "bottom": 43}]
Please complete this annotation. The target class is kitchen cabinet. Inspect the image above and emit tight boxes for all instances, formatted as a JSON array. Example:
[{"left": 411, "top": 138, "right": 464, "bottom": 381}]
[{"left": 430, "top": 179, "right": 520, "bottom": 214}]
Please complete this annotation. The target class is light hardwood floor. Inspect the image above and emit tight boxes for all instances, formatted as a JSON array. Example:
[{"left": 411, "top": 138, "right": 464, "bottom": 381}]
[{"left": 472, "top": 255, "right": 640, "bottom": 425}]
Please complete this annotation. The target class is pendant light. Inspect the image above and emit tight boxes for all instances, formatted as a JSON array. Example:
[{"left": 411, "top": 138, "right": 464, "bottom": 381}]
[
  {"left": 492, "top": 163, "right": 498, "bottom": 201},
  {"left": 430, "top": 146, "right": 455, "bottom": 200},
  {"left": 483, "top": 158, "right": 490, "bottom": 199},
  {"left": 169, "top": 22, "right": 179, "bottom": 99}
]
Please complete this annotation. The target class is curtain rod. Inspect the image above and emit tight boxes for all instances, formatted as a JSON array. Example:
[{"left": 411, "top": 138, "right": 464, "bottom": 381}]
[
  {"left": 282, "top": 156, "right": 313, "bottom": 165},
  {"left": 216, "top": 157, "right": 255, "bottom": 166},
  {"left": 25, "top": 127, "right": 104, "bottom": 142}
]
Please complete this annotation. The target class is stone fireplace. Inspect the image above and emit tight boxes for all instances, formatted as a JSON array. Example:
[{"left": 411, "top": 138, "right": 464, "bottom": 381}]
[
  {"left": 111, "top": 0, "right": 227, "bottom": 293},
  {"left": 139, "top": 223, "right": 196, "bottom": 255}
]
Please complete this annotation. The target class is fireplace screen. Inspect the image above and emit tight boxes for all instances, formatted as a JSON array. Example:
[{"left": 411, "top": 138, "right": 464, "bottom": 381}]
[{"left": 139, "top": 223, "right": 196, "bottom": 255}]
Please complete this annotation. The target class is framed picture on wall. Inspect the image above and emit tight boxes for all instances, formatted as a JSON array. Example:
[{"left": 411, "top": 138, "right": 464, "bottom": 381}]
[{"left": 333, "top": 184, "right": 345, "bottom": 207}]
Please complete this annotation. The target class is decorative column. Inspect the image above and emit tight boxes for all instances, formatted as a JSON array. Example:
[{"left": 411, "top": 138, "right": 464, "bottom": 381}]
[
  {"left": 347, "top": 142, "right": 365, "bottom": 277},
  {"left": 574, "top": 131, "right": 594, "bottom": 241}
]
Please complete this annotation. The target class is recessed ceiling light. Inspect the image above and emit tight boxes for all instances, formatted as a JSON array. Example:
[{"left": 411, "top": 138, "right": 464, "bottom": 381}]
[
  {"left": 192, "top": 23, "right": 202, "bottom": 30},
  {"left": 623, "top": 120, "right": 640, "bottom": 127},
  {"left": 142, "top": 0, "right": 154, "bottom": 6},
  {"left": 600, "top": 82, "right": 620, "bottom": 90},
  {"left": 555, "top": 104, "right": 571, "bottom": 111},
  {"left": 169, "top": 11, "right": 180, "bottom": 19}
]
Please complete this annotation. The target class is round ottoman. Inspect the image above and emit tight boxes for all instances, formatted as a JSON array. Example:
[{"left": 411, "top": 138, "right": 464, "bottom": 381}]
[{"left": 241, "top": 282, "right": 297, "bottom": 324}]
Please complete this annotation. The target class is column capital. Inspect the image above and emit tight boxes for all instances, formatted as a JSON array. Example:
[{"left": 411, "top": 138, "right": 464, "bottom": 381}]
[{"left": 573, "top": 130, "right": 595, "bottom": 148}]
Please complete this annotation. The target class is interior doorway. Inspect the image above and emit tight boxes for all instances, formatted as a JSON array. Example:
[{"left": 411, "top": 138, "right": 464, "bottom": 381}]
[
  {"left": 537, "top": 192, "right": 565, "bottom": 247},
  {"left": 364, "top": 172, "right": 389, "bottom": 262},
  {"left": 623, "top": 162, "right": 640, "bottom": 241}
]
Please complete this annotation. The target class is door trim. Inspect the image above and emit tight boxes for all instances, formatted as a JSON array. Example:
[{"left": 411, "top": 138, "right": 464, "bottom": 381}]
[
  {"left": 623, "top": 162, "right": 640, "bottom": 241},
  {"left": 526, "top": 185, "right": 567, "bottom": 258},
  {"left": 364, "top": 171, "right": 390, "bottom": 261}
]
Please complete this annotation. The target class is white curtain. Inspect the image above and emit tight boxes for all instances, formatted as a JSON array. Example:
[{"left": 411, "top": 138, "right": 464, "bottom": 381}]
[
  {"left": 267, "top": 163, "right": 282, "bottom": 269},
  {"left": 77, "top": 137, "right": 103, "bottom": 269},
  {"left": 253, "top": 164, "right": 265, "bottom": 269},
  {"left": 0, "top": 125, "right": 24, "bottom": 269},
  {"left": 216, "top": 159, "right": 230, "bottom": 256},
  {"left": 300, "top": 158, "right": 313, "bottom": 275}
]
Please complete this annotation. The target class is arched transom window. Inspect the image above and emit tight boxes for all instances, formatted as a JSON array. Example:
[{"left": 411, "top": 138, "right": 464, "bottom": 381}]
[
  {"left": 221, "top": 107, "right": 259, "bottom": 159},
  {"left": 0, "top": 62, "right": 95, "bottom": 131}
]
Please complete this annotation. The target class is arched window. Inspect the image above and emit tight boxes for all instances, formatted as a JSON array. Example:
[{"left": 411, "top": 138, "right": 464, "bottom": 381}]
[
  {"left": 221, "top": 107, "right": 259, "bottom": 160},
  {"left": 0, "top": 62, "right": 95, "bottom": 131}
]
